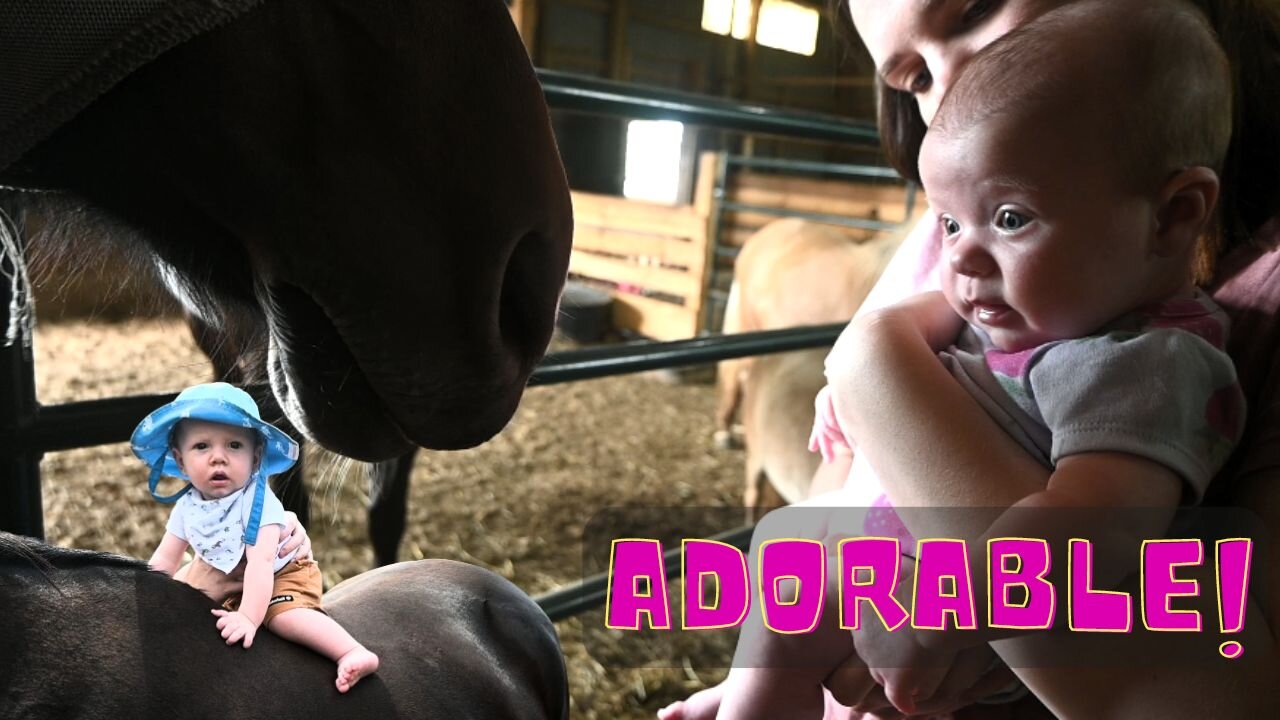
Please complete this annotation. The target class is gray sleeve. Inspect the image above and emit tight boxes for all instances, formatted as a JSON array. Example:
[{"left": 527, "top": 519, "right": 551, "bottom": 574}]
[{"left": 1028, "top": 328, "right": 1244, "bottom": 501}]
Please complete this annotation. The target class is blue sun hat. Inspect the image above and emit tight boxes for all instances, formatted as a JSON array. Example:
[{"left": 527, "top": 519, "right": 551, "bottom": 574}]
[{"left": 131, "top": 382, "right": 298, "bottom": 544}]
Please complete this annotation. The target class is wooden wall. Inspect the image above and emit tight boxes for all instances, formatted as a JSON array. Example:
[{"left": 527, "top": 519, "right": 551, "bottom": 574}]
[{"left": 567, "top": 152, "right": 920, "bottom": 341}]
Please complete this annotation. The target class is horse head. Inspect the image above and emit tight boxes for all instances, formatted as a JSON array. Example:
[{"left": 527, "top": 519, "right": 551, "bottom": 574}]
[{"left": 2, "top": 0, "right": 573, "bottom": 461}]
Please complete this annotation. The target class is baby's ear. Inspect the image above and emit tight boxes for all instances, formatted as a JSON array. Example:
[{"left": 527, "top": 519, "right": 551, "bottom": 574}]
[
  {"left": 170, "top": 447, "right": 185, "bottom": 473},
  {"left": 1153, "top": 166, "right": 1220, "bottom": 258}
]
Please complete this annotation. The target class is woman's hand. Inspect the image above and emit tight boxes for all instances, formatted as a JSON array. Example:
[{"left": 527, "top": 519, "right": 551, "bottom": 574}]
[
  {"left": 279, "top": 511, "right": 313, "bottom": 561},
  {"left": 826, "top": 557, "right": 1022, "bottom": 718},
  {"left": 810, "top": 385, "right": 854, "bottom": 464},
  {"left": 876, "top": 292, "right": 965, "bottom": 353},
  {"left": 821, "top": 652, "right": 903, "bottom": 718},
  {"left": 826, "top": 628, "right": 1019, "bottom": 718}
]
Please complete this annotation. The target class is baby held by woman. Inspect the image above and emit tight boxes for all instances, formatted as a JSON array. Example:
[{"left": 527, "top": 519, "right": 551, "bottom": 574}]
[{"left": 663, "top": 2, "right": 1242, "bottom": 718}]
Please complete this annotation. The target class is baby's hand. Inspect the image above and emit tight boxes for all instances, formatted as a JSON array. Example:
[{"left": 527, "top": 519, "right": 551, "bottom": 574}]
[
  {"left": 808, "top": 384, "right": 852, "bottom": 464},
  {"left": 211, "top": 608, "right": 259, "bottom": 648}
]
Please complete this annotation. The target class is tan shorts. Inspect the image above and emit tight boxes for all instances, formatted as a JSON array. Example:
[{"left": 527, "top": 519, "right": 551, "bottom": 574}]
[{"left": 183, "top": 555, "right": 325, "bottom": 623}]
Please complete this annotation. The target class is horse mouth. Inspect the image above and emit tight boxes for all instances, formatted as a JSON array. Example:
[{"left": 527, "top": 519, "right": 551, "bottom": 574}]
[
  {"left": 264, "top": 282, "right": 414, "bottom": 461},
  {"left": 261, "top": 280, "right": 526, "bottom": 460}
]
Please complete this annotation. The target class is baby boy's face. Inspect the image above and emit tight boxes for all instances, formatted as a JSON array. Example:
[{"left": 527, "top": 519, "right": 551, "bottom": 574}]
[
  {"left": 171, "top": 419, "right": 260, "bottom": 500},
  {"left": 918, "top": 106, "right": 1165, "bottom": 352}
]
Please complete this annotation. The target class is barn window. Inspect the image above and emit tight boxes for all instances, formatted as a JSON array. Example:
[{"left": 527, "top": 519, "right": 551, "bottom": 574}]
[
  {"left": 702, "top": 0, "right": 820, "bottom": 56},
  {"left": 756, "top": 0, "right": 820, "bottom": 56},
  {"left": 701, "top": 0, "right": 754, "bottom": 40},
  {"left": 623, "top": 119, "right": 685, "bottom": 204}
]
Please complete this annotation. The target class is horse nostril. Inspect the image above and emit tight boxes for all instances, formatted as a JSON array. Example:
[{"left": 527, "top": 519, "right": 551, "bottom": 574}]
[{"left": 499, "top": 230, "right": 560, "bottom": 363}]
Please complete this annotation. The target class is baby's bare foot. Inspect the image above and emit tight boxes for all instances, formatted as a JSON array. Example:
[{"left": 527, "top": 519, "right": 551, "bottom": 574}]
[
  {"left": 335, "top": 646, "right": 380, "bottom": 693},
  {"left": 657, "top": 683, "right": 724, "bottom": 720}
]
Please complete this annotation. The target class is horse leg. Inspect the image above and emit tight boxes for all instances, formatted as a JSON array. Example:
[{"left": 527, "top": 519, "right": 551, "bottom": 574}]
[
  {"left": 368, "top": 450, "right": 415, "bottom": 566},
  {"left": 744, "top": 456, "right": 766, "bottom": 525},
  {"left": 714, "top": 359, "right": 747, "bottom": 450},
  {"left": 714, "top": 281, "right": 749, "bottom": 450}
]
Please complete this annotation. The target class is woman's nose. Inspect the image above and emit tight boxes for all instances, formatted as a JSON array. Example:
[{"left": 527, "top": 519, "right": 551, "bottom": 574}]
[{"left": 920, "top": 40, "right": 982, "bottom": 123}]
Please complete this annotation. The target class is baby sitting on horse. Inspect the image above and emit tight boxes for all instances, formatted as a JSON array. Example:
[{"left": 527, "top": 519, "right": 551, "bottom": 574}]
[{"left": 135, "top": 382, "right": 379, "bottom": 693}]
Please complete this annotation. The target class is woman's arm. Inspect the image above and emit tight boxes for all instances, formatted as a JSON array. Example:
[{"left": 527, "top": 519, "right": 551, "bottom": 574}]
[{"left": 828, "top": 305, "right": 1048, "bottom": 514}]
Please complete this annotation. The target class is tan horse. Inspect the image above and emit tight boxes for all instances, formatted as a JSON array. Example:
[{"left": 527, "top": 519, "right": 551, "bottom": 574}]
[{"left": 715, "top": 218, "right": 902, "bottom": 521}]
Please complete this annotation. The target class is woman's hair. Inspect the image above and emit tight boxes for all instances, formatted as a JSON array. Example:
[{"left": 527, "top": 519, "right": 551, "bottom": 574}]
[
  {"left": 828, "top": 0, "right": 926, "bottom": 181},
  {"left": 829, "top": 0, "right": 1280, "bottom": 259}
]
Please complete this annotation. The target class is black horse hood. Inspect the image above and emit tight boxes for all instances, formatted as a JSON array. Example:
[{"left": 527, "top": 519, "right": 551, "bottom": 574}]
[{"left": 0, "top": 0, "right": 264, "bottom": 178}]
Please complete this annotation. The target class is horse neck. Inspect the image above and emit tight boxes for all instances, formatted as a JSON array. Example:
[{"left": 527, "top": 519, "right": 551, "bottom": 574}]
[{"left": 2, "top": 560, "right": 198, "bottom": 676}]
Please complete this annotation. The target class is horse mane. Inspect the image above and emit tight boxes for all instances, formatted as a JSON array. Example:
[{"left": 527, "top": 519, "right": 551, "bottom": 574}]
[
  {"left": 0, "top": 531, "right": 147, "bottom": 572},
  {"left": 0, "top": 188, "right": 181, "bottom": 324}
]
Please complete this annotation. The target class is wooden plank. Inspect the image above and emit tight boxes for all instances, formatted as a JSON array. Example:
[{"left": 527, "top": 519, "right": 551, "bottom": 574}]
[
  {"left": 722, "top": 207, "right": 907, "bottom": 232},
  {"left": 736, "top": 173, "right": 911, "bottom": 204},
  {"left": 569, "top": 252, "right": 703, "bottom": 301},
  {"left": 728, "top": 189, "right": 913, "bottom": 224},
  {"left": 571, "top": 226, "right": 704, "bottom": 268},
  {"left": 693, "top": 152, "right": 718, "bottom": 218},
  {"left": 719, "top": 224, "right": 874, "bottom": 248},
  {"left": 509, "top": 0, "right": 536, "bottom": 55},
  {"left": 612, "top": 293, "right": 698, "bottom": 341},
  {"left": 607, "top": 0, "right": 629, "bottom": 81},
  {"left": 572, "top": 191, "right": 705, "bottom": 238}
]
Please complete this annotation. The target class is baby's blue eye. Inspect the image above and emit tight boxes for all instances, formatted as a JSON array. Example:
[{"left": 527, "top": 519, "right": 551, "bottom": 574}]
[
  {"left": 941, "top": 216, "right": 961, "bottom": 236},
  {"left": 996, "top": 210, "right": 1029, "bottom": 231}
]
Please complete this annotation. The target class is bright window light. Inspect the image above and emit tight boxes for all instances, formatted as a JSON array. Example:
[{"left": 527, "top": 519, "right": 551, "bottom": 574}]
[
  {"left": 756, "top": 0, "right": 820, "bottom": 56},
  {"left": 623, "top": 120, "right": 685, "bottom": 204},
  {"left": 701, "top": 0, "right": 733, "bottom": 35},
  {"left": 702, "top": 0, "right": 755, "bottom": 40},
  {"left": 731, "top": 0, "right": 754, "bottom": 39}
]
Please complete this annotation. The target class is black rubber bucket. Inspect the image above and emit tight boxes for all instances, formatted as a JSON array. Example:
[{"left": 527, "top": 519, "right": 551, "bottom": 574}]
[{"left": 556, "top": 281, "right": 614, "bottom": 343}]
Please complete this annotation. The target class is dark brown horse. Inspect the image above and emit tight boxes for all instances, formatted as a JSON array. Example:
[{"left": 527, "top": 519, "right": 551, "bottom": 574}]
[
  {"left": 0, "top": 0, "right": 573, "bottom": 712},
  {"left": 2, "top": 0, "right": 574, "bottom": 565},
  {"left": 0, "top": 532, "right": 568, "bottom": 719}
]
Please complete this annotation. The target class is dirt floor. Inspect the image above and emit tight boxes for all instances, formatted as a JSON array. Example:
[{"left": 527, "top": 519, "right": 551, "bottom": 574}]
[{"left": 34, "top": 317, "right": 749, "bottom": 719}]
